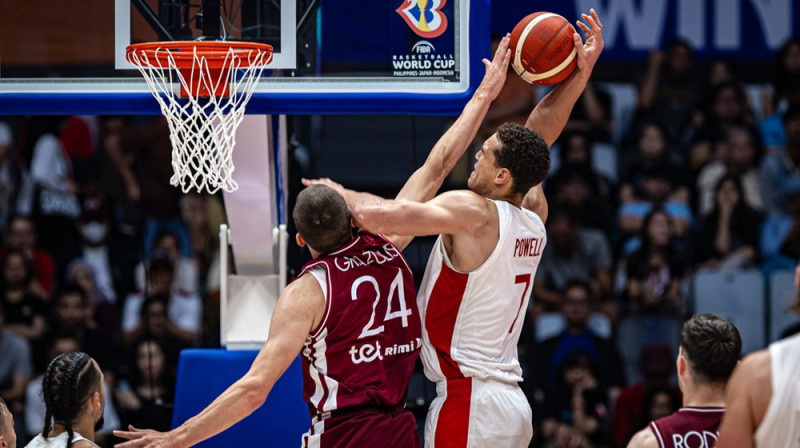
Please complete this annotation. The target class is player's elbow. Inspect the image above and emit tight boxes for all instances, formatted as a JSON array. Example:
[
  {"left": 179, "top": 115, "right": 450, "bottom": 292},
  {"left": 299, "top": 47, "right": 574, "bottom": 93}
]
[{"left": 240, "top": 376, "right": 270, "bottom": 410}]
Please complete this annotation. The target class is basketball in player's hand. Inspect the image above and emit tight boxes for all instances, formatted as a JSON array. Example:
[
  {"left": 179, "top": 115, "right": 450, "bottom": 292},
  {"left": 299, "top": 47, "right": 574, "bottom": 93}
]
[{"left": 509, "top": 12, "right": 578, "bottom": 86}]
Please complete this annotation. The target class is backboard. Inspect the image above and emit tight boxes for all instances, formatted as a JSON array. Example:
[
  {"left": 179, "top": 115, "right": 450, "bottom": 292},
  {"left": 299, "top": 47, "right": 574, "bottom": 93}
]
[{"left": 0, "top": 0, "right": 489, "bottom": 115}]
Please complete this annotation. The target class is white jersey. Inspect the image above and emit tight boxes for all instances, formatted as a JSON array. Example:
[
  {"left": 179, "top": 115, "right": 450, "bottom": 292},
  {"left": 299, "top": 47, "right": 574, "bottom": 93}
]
[
  {"left": 754, "top": 332, "right": 800, "bottom": 448},
  {"left": 26, "top": 431, "right": 91, "bottom": 448},
  {"left": 418, "top": 199, "right": 546, "bottom": 384}
]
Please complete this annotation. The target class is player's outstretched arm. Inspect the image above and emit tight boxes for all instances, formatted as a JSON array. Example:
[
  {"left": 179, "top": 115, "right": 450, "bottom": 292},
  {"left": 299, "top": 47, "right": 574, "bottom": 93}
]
[
  {"left": 626, "top": 427, "right": 659, "bottom": 448},
  {"left": 716, "top": 350, "right": 771, "bottom": 448},
  {"left": 113, "top": 276, "right": 324, "bottom": 448},
  {"left": 524, "top": 9, "right": 604, "bottom": 147},
  {"left": 356, "top": 190, "right": 490, "bottom": 239},
  {"left": 396, "top": 35, "right": 511, "bottom": 205}
]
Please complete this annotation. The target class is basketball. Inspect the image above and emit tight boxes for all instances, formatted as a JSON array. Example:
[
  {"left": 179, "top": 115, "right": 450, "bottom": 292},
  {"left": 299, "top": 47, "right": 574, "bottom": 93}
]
[{"left": 509, "top": 12, "right": 578, "bottom": 86}]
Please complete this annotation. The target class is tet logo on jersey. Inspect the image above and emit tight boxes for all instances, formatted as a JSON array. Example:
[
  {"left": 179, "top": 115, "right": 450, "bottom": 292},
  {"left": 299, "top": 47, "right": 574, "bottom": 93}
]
[{"left": 396, "top": 0, "right": 448, "bottom": 39}]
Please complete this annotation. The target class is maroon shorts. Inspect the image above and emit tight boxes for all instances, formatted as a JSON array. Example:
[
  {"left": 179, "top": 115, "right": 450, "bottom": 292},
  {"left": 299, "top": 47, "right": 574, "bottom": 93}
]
[{"left": 302, "top": 407, "right": 422, "bottom": 448}]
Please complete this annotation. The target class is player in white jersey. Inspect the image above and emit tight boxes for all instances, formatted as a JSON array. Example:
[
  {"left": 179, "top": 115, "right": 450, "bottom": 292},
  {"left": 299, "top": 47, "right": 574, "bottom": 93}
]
[
  {"left": 307, "top": 10, "right": 604, "bottom": 447},
  {"left": 717, "top": 265, "right": 800, "bottom": 448}
]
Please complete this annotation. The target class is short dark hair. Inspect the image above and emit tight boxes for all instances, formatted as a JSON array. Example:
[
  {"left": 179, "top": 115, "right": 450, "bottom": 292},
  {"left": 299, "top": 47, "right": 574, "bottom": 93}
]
[
  {"left": 57, "top": 283, "right": 89, "bottom": 308},
  {"left": 494, "top": 123, "right": 550, "bottom": 195},
  {"left": 42, "top": 352, "right": 103, "bottom": 448},
  {"left": 292, "top": 185, "right": 352, "bottom": 254},
  {"left": 680, "top": 313, "right": 741, "bottom": 385}
]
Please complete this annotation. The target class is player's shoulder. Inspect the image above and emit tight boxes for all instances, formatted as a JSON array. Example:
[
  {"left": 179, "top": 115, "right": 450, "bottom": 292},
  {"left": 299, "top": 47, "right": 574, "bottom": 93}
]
[
  {"left": 627, "top": 426, "right": 659, "bottom": 448},
  {"left": 736, "top": 348, "right": 771, "bottom": 382}
]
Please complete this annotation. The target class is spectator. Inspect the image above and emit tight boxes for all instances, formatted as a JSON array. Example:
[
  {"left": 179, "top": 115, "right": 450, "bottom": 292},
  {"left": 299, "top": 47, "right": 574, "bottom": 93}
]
[
  {"left": 548, "top": 130, "right": 616, "bottom": 232},
  {"left": 695, "top": 125, "right": 763, "bottom": 215},
  {"left": 40, "top": 285, "right": 116, "bottom": 379},
  {"left": 65, "top": 193, "right": 135, "bottom": 306},
  {"left": 0, "top": 120, "right": 33, "bottom": 228},
  {"left": 538, "top": 349, "right": 611, "bottom": 448},
  {"left": 122, "top": 251, "right": 201, "bottom": 345},
  {"left": 695, "top": 175, "right": 762, "bottom": 270},
  {"left": 760, "top": 37, "right": 800, "bottom": 151},
  {"left": 24, "top": 116, "right": 81, "bottom": 271},
  {"left": 2, "top": 215, "right": 55, "bottom": 298},
  {"left": 0, "top": 249, "right": 47, "bottom": 344},
  {"left": 25, "top": 335, "right": 120, "bottom": 445},
  {"left": 114, "top": 338, "right": 174, "bottom": 433},
  {"left": 686, "top": 81, "right": 755, "bottom": 170},
  {"left": 761, "top": 183, "right": 800, "bottom": 274},
  {"left": 618, "top": 166, "right": 693, "bottom": 244},
  {"left": 635, "top": 39, "right": 703, "bottom": 146},
  {"left": 638, "top": 386, "right": 681, "bottom": 432},
  {"left": 612, "top": 344, "right": 678, "bottom": 447},
  {"left": 66, "top": 260, "right": 120, "bottom": 342},
  {"left": 0, "top": 396, "right": 17, "bottom": 448},
  {"left": 122, "top": 294, "right": 189, "bottom": 370},
  {"left": 621, "top": 208, "right": 687, "bottom": 316},
  {"left": 760, "top": 104, "right": 800, "bottom": 215},
  {"left": 0, "top": 302, "right": 32, "bottom": 442},
  {"left": 529, "top": 280, "right": 625, "bottom": 404},
  {"left": 134, "top": 230, "right": 198, "bottom": 295},
  {"left": 532, "top": 207, "right": 614, "bottom": 315}
]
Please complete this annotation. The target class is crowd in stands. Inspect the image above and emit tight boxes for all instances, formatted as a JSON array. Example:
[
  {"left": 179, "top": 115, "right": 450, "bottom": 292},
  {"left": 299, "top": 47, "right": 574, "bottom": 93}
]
[{"left": 0, "top": 36, "right": 798, "bottom": 448}]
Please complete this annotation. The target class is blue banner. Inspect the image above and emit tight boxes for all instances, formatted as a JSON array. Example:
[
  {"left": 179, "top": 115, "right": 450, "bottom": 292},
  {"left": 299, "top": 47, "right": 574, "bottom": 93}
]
[{"left": 492, "top": 0, "right": 797, "bottom": 61}]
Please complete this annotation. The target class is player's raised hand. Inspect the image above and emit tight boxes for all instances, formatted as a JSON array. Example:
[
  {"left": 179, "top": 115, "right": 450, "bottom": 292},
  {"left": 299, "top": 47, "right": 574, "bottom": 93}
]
[
  {"left": 573, "top": 8, "right": 604, "bottom": 75},
  {"left": 114, "top": 426, "right": 175, "bottom": 448},
  {"left": 478, "top": 34, "right": 511, "bottom": 100}
]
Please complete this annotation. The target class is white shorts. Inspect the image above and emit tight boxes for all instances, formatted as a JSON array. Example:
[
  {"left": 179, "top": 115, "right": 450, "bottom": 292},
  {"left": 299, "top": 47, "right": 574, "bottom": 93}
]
[{"left": 425, "top": 377, "right": 532, "bottom": 448}]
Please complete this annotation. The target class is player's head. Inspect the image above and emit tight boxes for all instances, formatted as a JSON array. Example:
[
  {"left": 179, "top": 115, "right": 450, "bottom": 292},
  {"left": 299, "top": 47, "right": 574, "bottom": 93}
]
[
  {"left": 293, "top": 185, "right": 352, "bottom": 255},
  {"left": 42, "top": 352, "right": 105, "bottom": 448},
  {"left": 678, "top": 313, "right": 741, "bottom": 389},
  {"left": 0, "top": 397, "right": 16, "bottom": 448},
  {"left": 469, "top": 123, "right": 549, "bottom": 197}
]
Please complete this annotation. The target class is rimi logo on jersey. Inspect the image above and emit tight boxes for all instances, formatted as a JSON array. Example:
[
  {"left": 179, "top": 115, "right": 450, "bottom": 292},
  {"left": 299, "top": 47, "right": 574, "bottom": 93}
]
[
  {"left": 513, "top": 237, "right": 543, "bottom": 258},
  {"left": 396, "top": 0, "right": 448, "bottom": 39},
  {"left": 350, "top": 338, "right": 422, "bottom": 364}
]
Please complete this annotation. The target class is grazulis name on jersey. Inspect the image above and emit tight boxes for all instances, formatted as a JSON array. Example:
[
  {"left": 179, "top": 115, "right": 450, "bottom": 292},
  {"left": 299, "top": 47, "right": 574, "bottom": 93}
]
[
  {"left": 513, "top": 237, "right": 543, "bottom": 258},
  {"left": 350, "top": 338, "right": 423, "bottom": 364},
  {"left": 334, "top": 243, "right": 403, "bottom": 272}
]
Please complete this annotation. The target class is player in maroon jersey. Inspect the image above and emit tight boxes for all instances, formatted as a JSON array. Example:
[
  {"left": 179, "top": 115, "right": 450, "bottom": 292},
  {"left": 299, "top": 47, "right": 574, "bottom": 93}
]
[
  {"left": 627, "top": 314, "right": 741, "bottom": 448},
  {"left": 114, "top": 34, "right": 515, "bottom": 448}
]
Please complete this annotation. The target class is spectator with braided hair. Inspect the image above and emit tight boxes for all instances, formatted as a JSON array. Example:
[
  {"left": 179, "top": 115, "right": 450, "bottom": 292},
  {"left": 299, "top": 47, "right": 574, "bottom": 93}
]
[
  {"left": 26, "top": 352, "right": 105, "bottom": 448},
  {"left": 0, "top": 397, "right": 17, "bottom": 448}
]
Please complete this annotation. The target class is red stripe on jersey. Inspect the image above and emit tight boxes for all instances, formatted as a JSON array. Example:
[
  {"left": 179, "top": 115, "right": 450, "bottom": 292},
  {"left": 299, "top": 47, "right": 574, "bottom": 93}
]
[
  {"left": 434, "top": 378, "right": 472, "bottom": 448},
  {"left": 425, "top": 262, "right": 468, "bottom": 380}
]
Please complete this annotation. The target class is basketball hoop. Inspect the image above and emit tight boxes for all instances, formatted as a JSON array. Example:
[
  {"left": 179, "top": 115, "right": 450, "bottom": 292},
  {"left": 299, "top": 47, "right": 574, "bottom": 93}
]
[{"left": 126, "top": 41, "right": 273, "bottom": 193}]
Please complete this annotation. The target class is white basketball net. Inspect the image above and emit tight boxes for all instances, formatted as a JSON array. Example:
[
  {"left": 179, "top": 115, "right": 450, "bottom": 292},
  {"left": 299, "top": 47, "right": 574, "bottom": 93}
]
[{"left": 127, "top": 45, "right": 271, "bottom": 193}]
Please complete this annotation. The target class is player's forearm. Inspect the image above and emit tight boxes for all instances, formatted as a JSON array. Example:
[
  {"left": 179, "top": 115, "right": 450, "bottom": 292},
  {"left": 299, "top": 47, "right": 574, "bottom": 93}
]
[
  {"left": 171, "top": 376, "right": 271, "bottom": 448},
  {"left": 397, "top": 80, "right": 498, "bottom": 204},
  {"left": 524, "top": 68, "right": 591, "bottom": 147}
]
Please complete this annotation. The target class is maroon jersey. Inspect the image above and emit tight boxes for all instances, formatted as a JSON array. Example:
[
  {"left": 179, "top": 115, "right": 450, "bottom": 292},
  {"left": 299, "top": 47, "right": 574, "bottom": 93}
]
[
  {"left": 649, "top": 407, "right": 725, "bottom": 448},
  {"left": 299, "top": 232, "right": 422, "bottom": 417}
]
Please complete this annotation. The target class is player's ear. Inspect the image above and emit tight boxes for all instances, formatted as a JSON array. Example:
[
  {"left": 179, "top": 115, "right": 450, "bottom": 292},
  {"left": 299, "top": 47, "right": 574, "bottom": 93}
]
[
  {"left": 296, "top": 233, "right": 306, "bottom": 248},
  {"left": 495, "top": 167, "right": 511, "bottom": 185}
]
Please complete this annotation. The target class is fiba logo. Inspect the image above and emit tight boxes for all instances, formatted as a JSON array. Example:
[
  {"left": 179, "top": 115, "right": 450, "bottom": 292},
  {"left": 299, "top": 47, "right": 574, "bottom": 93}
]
[
  {"left": 396, "top": 0, "right": 448, "bottom": 39},
  {"left": 412, "top": 41, "right": 435, "bottom": 54}
]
